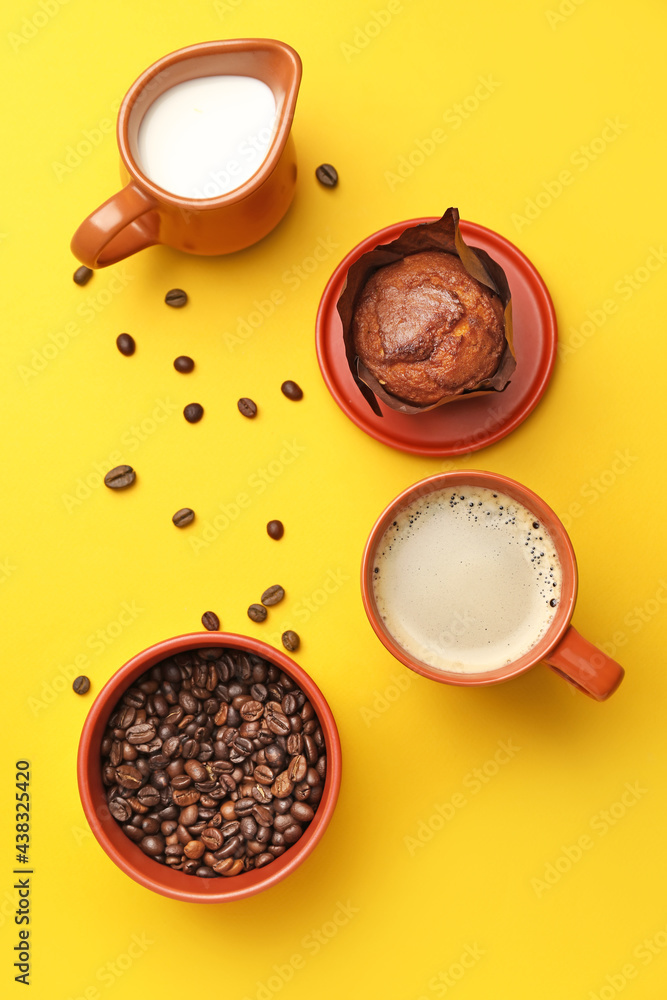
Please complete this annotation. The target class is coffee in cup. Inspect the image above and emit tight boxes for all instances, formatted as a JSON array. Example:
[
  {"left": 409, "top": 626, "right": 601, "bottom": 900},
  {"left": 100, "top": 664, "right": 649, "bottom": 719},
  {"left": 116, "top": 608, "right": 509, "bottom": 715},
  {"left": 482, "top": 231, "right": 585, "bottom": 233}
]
[
  {"left": 362, "top": 471, "right": 624, "bottom": 700},
  {"left": 372, "top": 485, "right": 562, "bottom": 674}
]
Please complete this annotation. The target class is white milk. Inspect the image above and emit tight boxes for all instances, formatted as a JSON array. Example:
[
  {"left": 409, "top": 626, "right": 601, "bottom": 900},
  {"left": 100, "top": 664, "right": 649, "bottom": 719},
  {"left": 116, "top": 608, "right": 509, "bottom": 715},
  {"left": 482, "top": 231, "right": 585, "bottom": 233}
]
[
  {"left": 372, "top": 486, "right": 562, "bottom": 673},
  {"left": 136, "top": 75, "right": 277, "bottom": 199}
]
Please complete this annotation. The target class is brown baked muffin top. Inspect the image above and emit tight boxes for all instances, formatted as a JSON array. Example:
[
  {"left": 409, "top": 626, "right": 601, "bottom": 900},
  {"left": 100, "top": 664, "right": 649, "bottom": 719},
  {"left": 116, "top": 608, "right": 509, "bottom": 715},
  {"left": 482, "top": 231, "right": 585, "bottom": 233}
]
[{"left": 352, "top": 250, "right": 505, "bottom": 405}]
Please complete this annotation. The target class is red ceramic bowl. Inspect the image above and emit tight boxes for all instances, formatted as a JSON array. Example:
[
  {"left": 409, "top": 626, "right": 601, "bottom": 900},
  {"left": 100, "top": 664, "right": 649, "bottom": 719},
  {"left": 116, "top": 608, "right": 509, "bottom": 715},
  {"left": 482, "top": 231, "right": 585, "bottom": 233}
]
[{"left": 77, "top": 633, "right": 342, "bottom": 902}]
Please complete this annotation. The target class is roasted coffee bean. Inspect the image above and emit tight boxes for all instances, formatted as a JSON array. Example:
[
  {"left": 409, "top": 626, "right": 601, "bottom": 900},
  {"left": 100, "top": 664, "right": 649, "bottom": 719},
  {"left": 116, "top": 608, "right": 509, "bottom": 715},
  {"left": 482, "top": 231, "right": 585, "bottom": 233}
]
[
  {"left": 172, "top": 507, "right": 195, "bottom": 528},
  {"left": 240, "top": 699, "right": 263, "bottom": 722},
  {"left": 165, "top": 288, "right": 188, "bottom": 307},
  {"left": 283, "top": 823, "right": 303, "bottom": 845},
  {"left": 261, "top": 585, "right": 285, "bottom": 607},
  {"left": 115, "top": 765, "right": 143, "bottom": 790},
  {"left": 72, "top": 675, "right": 90, "bottom": 695},
  {"left": 247, "top": 604, "right": 267, "bottom": 623},
  {"left": 281, "top": 631, "right": 300, "bottom": 655},
  {"left": 287, "top": 755, "right": 307, "bottom": 783},
  {"left": 237, "top": 397, "right": 257, "bottom": 418},
  {"left": 73, "top": 265, "right": 93, "bottom": 286},
  {"left": 201, "top": 611, "right": 220, "bottom": 631},
  {"left": 183, "top": 402, "right": 204, "bottom": 423},
  {"left": 201, "top": 827, "right": 223, "bottom": 850},
  {"left": 280, "top": 380, "right": 303, "bottom": 401},
  {"left": 140, "top": 834, "right": 165, "bottom": 856},
  {"left": 315, "top": 163, "right": 338, "bottom": 188},
  {"left": 116, "top": 333, "right": 136, "bottom": 356},
  {"left": 109, "top": 798, "right": 132, "bottom": 822},
  {"left": 126, "top": 723, "right": 156, "bottom": 744},
  {"left": 174, "top": 355, "right": 195, "bottom": 373},
  {"left": 104, "top": 465, "right": 136, "bottom": 490},
  {"left": 271, "top": 772, "right": 294, "bottom": 798},
  {"left": 267, "top": 519, "right": 284, "bottom": 540},
  {"left": 184, "top": 760, "right": 207, "bottom": 782},
  {"left": 103, "top": 643, "right": 327, "bottom": 879},
  {"left": 255, "top": 852, "right": 274, "bottom": 868}
]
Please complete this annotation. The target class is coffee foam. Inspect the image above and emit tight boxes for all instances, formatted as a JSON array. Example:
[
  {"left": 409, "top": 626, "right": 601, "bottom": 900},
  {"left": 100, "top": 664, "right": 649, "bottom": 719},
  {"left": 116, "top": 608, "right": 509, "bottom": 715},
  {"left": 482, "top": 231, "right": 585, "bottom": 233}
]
[{"left": 372, "top": 486, "right": 562, "bottom": 674}]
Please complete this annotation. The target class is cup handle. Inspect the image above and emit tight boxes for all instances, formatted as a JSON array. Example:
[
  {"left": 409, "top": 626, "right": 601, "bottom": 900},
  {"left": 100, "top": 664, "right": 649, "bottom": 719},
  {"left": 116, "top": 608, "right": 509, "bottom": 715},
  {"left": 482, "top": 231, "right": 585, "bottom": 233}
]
[
  {"left": 71, "top": 182, "right": 159, "bottom": 268},
  {"left": 545, "top": 625, "right": 624, "bottom": 701}
]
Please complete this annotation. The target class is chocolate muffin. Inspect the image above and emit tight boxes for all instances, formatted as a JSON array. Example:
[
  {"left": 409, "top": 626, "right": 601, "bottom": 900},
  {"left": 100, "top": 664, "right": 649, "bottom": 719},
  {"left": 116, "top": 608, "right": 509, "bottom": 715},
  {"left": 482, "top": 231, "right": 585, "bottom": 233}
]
[{"left": 352, "top": 250, "right": 506, "bottom": 405}]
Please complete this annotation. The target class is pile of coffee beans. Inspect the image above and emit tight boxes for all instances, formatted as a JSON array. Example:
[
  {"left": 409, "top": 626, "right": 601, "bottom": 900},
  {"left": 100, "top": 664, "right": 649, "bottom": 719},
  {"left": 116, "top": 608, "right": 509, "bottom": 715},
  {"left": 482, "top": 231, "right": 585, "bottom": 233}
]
[{"left": 101, "top": 646, "right": 327, "bottom": 878}]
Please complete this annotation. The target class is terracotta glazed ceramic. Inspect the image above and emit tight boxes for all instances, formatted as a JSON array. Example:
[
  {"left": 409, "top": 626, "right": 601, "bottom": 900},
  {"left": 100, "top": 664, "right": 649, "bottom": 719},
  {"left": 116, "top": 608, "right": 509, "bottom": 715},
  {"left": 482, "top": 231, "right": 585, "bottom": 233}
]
[
  {"left": 361, "top": 471, "right": 624, "bottom": 701},
  {"left": 71, "top": 39, "right": 302, "bottom": 267},
  {"left": 77, "top": 633, "right": 341, "bottom": 902}
]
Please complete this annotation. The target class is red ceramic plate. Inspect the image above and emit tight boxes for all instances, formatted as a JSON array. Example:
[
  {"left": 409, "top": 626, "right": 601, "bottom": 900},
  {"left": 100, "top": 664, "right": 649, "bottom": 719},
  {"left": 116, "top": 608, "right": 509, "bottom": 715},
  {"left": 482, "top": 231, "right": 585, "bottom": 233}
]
[{"left": 315, "top": 218, "right": 557, "bottom": 457}]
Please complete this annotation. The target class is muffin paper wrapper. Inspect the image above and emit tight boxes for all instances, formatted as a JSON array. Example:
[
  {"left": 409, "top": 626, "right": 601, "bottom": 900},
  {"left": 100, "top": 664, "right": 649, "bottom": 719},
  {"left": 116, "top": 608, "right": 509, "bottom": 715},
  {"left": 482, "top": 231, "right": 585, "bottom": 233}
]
[{"left": 336, "top": 207, "right": 516, "bottom": 415}]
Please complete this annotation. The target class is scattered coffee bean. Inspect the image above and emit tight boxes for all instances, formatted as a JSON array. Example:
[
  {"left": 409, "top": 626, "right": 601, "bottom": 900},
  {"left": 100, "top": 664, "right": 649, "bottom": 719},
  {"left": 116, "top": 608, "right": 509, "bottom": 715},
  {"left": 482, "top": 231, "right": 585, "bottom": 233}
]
[
  {"left": 266, "top": 520, "right": 284, "bottom": 540},
  {"left": 73, "top": 675, "right": 90, "bottom": 695},
  {"left": 201, "top": 611, "right": 220, "bottom": 631},
  {"left": 165, "top": 288, "right": 188, "bottom": 308},
  {"left": 104, "top": 465, "right": 136, "bottom": 490},
  {"left": 172, "top": 507, "right": 195, "bottom": 528},
  {"left": 238, "top": 397, "right": 257, "bottom": 418},
  {"left": 261, "top": 585, "right": 285, "bottom": 607},
  {"left": 101, "top": 645, "right": 327, "bottom": 878},
  {"left": 247, "top": 604, "right": 268, "bottom": 623},
  {"left": 174, "top": 355, "right": 195, "bottom": 373},
  {"left": 315, "top": 163, "right": 338, "bottom": 188},
  {"left": 281, "top": 630, "right": 300, "bottom": 653},
  {"left": 183, "top": 403, "right": 204, "bottom": 423},
  {"left": 280, "top": 380, "right": 303, "bottom": 401},
  {"left": 73, "top": 265, "right": 93, "bottom": 286},
  {"left": 116, "top": 333, "right": 136, "bottom": 356}
]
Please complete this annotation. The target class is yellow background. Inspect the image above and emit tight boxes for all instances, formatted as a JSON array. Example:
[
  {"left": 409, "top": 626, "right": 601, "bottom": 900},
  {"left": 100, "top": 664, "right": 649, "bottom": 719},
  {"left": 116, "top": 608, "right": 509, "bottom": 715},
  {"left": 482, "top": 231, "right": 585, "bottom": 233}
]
[{"left": 2, "top": 1, "right": 667, "bottom": 997}]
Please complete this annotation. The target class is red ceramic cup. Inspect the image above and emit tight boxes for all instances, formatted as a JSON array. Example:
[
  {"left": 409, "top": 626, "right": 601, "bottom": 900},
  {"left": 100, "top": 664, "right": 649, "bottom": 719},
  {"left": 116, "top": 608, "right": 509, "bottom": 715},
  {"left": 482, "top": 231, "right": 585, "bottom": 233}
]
[
  {"left": 77, "top": 633, "right": 341, "bottom": 902},
  {"left": 361, "top": 471, "right": 624, "bottom": 701}
]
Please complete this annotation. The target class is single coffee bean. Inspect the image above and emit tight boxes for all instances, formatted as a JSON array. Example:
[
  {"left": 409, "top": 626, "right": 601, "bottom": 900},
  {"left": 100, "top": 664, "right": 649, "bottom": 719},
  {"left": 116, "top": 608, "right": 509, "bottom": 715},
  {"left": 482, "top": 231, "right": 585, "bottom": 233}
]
[
  {"left": 116, "top": 333, "right": 136, "bottom": 356},
  {"left": 174, "top": 355, "right": 195, "bottom": 373},
  {"left": 254, "top": 852, "right": 274, "bottom": 868},
  {"left": 315, "top": 163, "right": 338, "bottom": 188},
  {"left": 237, "top": 397, "right": 257, "bottom": 418},
  {"left": 201, "top": 827, "right": 223, "bottom": 850},
  {"left": 165, "top": 288, "right": 188, "bottom": 308},
  {"left": 183, "top": 403, "right": 204, "bottom": 423},
  {"left": 172, "top": 507, "right": 195, "bottom": 528},
  {"left": 140, "top": 834, "right": 165, "bottom": 857},
  {"left": 261, "top": 585, "right": 285, "bottom": 607},
  {"left": 73, "top": 264, "right": 93, "bottom": 286},
  {"left": 248, "top": 604, "right": 267, "bottom": 623},
  {"left": 196, "top": 866, "right": 217, "bottom": 877},
  {"left": 287, "top": 755, "right": 307, "bottom": 783},
  {"left": 283, "top": 823, "right": 303, "bottom": 845},
  {"left": 280, "top": 380, "right": 303, "bottom": 401},
  {"left": 271, "top": 772, "right": 294, "bottom": 798},
  {"left": 201, "top": 611, "right": 220, "bottom": 632},
  {"left": 239, "top": 700, "right": 263, "bottom": 722},
  {"left": 184, "top": 759, "right": 207, "bottom": 782},
  {"left": 266, "top": 519, "right": 284, "bottom": 540},
  {"left": 109, "top": 798, "right": 132, "bottom": 822},
  {"left": 72, "top": 675, "right": 90, "bottom": 695},
  {"left": 104, "top": 465, "right": 136, "bottom": 490},
  {"left": 290, "top": 801, "right": 314, "bottom": 823},
  {"left": 115, "top": 765, "right": 143, "bottom": 790},
  {"left": 126, "top": 722, "right": 156, "bottom": 744},
  {"left": 184, "top": 840, "right": 205, "bottom": 859},
  {"left": 281, "top": 630, "right": 300, "bottom": 653}
]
